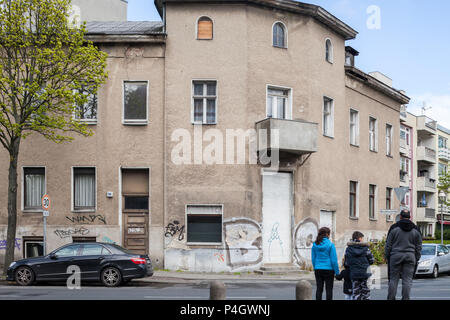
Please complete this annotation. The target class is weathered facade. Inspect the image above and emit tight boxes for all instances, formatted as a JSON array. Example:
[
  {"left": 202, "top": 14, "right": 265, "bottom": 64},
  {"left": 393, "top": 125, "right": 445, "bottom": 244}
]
[{"left": 0, "top": 0, "right": 410, "bottom": 272}]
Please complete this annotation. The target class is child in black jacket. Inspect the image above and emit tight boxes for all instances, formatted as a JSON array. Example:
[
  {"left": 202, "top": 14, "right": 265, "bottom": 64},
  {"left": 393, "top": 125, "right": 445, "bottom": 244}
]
[{"left": 335, "top": 259, "right": 353, "bottom": 300}]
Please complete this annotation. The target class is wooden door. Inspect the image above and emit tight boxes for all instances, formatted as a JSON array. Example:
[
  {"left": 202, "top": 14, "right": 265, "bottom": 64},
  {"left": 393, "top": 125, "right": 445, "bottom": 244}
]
[{"left": 123, "top": 213, "right": 149, "bottom": 255}]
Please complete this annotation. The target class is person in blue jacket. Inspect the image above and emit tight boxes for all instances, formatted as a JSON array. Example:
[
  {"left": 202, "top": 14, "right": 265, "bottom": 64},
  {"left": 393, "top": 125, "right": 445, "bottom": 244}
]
[{"left": 311, "top": 227, "right": 340, "bottom": 300}]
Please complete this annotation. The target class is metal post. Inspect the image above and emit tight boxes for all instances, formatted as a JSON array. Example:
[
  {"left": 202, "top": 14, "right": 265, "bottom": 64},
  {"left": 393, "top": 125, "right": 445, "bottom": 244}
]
[
  {"left": 43, "top": 215, "right": 47, "bottom": 255},
  {"left": 296, "top": 280, "right": 312, "bottom": 300},
  {"left": 209, "top": 280, "right": 226, "bottom": 300},
  {"left": 441, "top": 202, "right": 444, "bottom": 245}
]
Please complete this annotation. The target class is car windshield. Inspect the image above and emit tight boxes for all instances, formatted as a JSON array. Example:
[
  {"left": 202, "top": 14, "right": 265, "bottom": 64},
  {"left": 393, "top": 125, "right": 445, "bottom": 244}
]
[{"left": 421, "top": 245, "right": 436, "bottom": 256}]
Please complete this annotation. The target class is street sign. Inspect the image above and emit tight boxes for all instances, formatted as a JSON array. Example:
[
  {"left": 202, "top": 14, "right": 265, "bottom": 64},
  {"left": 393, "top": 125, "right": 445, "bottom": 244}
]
[
  {"left": 380, "top": 210, "right": 398, "bottom": 215},
  {"left": 394, "top": 187, "right": 409, "bottom": 203},
  {"left": 41, "top": 194, "right": 51, "bottom": 210},
  {"left": 43, "top": 211, "right": 49, "bottom": 217}
]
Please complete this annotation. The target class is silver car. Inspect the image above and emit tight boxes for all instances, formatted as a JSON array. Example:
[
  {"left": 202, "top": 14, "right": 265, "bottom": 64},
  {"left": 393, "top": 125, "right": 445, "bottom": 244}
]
[{"left": 416, "top": 244, "right": 450, "bottom": 278}]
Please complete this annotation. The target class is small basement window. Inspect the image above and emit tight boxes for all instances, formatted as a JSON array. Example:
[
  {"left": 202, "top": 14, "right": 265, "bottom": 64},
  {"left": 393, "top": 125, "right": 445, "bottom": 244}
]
[
  {"left": 23, "top": 237, "right": 44, "bottom": 258},
  {"left": 186, "top": 205, "right": 223, "bottom": 244}
]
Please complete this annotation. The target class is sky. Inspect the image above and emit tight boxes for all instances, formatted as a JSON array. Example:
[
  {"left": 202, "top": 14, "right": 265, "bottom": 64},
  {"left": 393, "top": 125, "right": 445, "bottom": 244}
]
[{"left": 127, "top": 0, "right": 450, "bottom": 128}]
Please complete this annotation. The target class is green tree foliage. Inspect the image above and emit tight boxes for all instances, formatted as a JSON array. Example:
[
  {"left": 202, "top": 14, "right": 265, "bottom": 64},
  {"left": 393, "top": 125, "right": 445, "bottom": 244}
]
[
  {"left": 0, "top": 0, "right": 108, "bottom": 274},
  {"left": 369, "top": 238, "right": 387, "bottom": 265}
]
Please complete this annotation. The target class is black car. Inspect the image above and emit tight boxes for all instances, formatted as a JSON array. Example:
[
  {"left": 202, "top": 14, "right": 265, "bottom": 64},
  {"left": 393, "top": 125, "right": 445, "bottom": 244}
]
[{"left": 7, "top": 242, "right": 153, "bottom": 287}]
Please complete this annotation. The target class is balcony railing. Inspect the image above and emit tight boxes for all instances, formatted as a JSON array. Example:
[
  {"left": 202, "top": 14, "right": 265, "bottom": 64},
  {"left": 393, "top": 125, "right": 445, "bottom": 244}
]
[
  {"left": 417, "top": 116, "right": 437, "bottom": 134},
  {"left": 417, "top": 146, "right": 436, "bottom": 164},
  {"left": 417, "top": 176, "right": 436, "bottom": 192},
  {"left": 416, "top": 207, "right": 436, "bottom": 221},
  {"left": 439, "top": 147, "right": 450, "bottom": 162}
]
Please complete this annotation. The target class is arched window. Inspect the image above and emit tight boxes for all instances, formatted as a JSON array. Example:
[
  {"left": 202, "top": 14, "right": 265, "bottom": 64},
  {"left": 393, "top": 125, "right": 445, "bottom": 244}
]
[
  {"left": 325, "top": 39, "right": 333, "bottom": 63},
  {"left": 272, "top": 22, "right": 287, "bottom": 48},
  {"left": 197, "top": 16, "right": 213, "bottom": 40}
]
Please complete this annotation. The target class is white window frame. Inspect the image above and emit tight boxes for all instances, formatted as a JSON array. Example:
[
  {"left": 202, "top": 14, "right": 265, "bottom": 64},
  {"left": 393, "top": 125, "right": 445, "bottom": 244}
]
[
  {"left": 323, "top": 96, "right": 334, "bottom": 138},
  {"left": 71, "top": 166, "right": 97, "bottom": 213},
  {"left": 349, "top": 180, "right": 359, "bottom": 219},
  {"left": 369, "top": 116, "right": 378, "bottom": 152},
  {"left": 266, "top": 85, "right": 292, "bottom": 120},
  {"left": 185, "top": 204, "right": 224, "bottom": 245},
  {"left": 23, "top": 237, "right": 44, "bottom": 258},
  {"left": 325, "top": 38, "right": 333, "bottom": 63},
  {"left": 72, "top": 86, "right": 98, "bottom": 125},
  {"left": 369, "top": 184, "right": 378, "bottom": 221},
  {"left": 22, "top": 166, "right": 47, "bottom": 212},
  {"left": 122, "top": 80, "right": 149, "bottom": 125},
  {"left": 272, "top": 21, "right": 288, "bottom": 49},
  {"left": 349, "top": 108, "right": 359, "bottom": 146},
  {"left": 191, "top": 80, "right": 218, "bottom": 125},
  {"left": 386, "top": 123, "right": 393, "bottom": 156}
]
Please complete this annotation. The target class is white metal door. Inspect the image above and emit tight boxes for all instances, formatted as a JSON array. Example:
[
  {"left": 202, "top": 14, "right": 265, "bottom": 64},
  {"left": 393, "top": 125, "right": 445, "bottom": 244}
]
[
  {"left": 262, "top": 172, "right": 292, "bottom": 264},
  {"left": 320, "top": 210, "right": 335, "bottom": 241}
]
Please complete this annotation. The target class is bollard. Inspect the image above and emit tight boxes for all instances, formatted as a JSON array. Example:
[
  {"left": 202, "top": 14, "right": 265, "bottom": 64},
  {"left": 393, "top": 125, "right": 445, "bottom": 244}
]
[
  {"left": 210, "top": 280, "right": 226, "bottom": 300},
  {"left": 296, "top": 280, "right": 312, "bottom": 300}
]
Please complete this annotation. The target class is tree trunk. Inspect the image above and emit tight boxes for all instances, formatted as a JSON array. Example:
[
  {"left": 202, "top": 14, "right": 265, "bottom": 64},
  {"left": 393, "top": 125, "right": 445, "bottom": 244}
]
[{"left": 3, "top": 138, "right": 20, "bottom": 276}]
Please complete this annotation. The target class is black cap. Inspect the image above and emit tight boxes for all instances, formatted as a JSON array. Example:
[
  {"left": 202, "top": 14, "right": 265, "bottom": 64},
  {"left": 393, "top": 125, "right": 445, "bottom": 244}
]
[{"left": 400, "top": 209, "right": 411, "bottom": 219}]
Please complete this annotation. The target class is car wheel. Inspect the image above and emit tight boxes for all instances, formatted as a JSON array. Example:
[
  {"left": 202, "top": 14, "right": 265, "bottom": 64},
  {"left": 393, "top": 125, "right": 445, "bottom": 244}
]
[
  {"left": 15, "top": 266, "right": 35, "bottom": 286},
  {"left": 432, "top": 265, "right": 439, "bottom": 279},
  {"left": 101, "top": 267, "right": 122, "bottom": 287}
]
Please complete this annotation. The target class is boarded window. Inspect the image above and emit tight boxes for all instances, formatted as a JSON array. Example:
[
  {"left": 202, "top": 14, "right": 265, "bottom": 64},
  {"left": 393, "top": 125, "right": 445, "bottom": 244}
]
[{"left": 197, "top": 17, "right": 213, "bottom": 40}]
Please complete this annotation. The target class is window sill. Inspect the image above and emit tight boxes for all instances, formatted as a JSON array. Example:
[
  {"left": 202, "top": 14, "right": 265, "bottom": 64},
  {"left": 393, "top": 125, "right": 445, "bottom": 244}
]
[
  {"left": 369, "top": 218, "right": 378, "bottom": 222},
  {"left": 72, "top": 209, "right": 96, "bottom": 213},
  {"left": 349, "top": 216, "right": 359, "bottom": 221},
  {"left": 191, "top": 122, "right": 217, "bottom": 126},
  {"left": 386, "top": 154, "right": 393, "bottom": 158},
  {"left": 22, "top": 209, "right": 43, "bottom": 214},
  {"left": 77, "top": 120, "right": 97, "bottom": 125},
  {"left": 350, "top": 143, "right": 360, "bottom": 148},
  {"left": 323, "top": 134, "right": 334, "bottom": 139},
  {"left": 123, "top": 121, "right": 148, "bottom": 126},
  {"left": 187, "top": 242, "right": 223, "bottom": 247},
  {"left": 369, "top": 149, "right": 378, "bottom": 154}
]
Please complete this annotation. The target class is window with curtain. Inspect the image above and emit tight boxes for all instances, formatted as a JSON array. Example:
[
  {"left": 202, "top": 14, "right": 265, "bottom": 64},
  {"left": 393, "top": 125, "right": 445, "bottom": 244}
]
[
  {"left": 192, "top": 81, "right": 217, "bottom": 124},
  {"left": 369, "top": 117, "right": 377, "bottom": 151},
  {"left": 349, "top": 181, "right": 358, "bottom": 218},
  {"left": 267, "top": 87, "right": 289, "bottom": 119},
  {"left": 197, "top": 16, "right": 213, "bottom": 40},
  {"left": 369, "top": 184, "right": 376, "bottom": 220},
  {"left": 350, "top": 109, "right": 359, "bottom": 145},
  {"left": 323, "top": 97, "right": 334, "bottom": 137},
  {"left": 24, "top": 167, "right": 45, "bottom": 210},
  {"left": 386, "top": 124, "right": 393, "bottom": 156},
  {"left": 325, "top": 39, "right": 333, "bottom": 63},
  {"left": 73, "top": 167, "right": 96, "bottom": 211},
  {"left": 272, "top": 22, "right": 286, "bottom": 48}
]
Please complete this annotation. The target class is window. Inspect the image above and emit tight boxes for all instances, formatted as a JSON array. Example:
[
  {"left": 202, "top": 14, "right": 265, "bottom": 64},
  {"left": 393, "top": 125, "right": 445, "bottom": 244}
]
[
  {"left": 349, "top": 181, "right": 358, "bottom": 218},
  {"left": 272, "top": 22, "right": 287, "bottom": 48},
  {"left": 323, "top": 97, "right": 334, "bottom": 137},
  {"left": 400, "top": 125, "right": 410, "bottom": 146},
  {"left": 80, "top": 244, "right": 111, "bottom": 256},
  {"left": 192, "top": 81, "right": 217, "bottom": 124},
  {"left": 74, "top": 85, "right": 97, "bottom": 122},
  {"left": 439, "top": 163, "right": 448, "bottom": 176},
  {"left": 123, "top": 81, "right": 148, "bottom": 124},
  {"left": 186, "top": 205, "right": 223, "bottom": 244},
  {"left": 23, "top": 237, "right": 44, "bottom": 258},
  {"left": 386, "top": 188, "right": 392, "bottom": 210},
  {"left": 439, "top": 136, "right": 448, "bottom": 149},
  {"left": 386, "top": 124, "right": 393, "bottom": 156},
  {"left": 23, "top": 167, "right": 45, "bottom": 211},
  {"left": 124, "top": 196, "right": 149, "bottom": 210},
  {"left": 325, "top": 39, "right": 333, "bottom": 63},
  {"left": 73, "top": 167, "right": 96, "bottom": 211},
  {"left": 350, "top": 109, "right": 359, "bottom": 146},
  {"left": 369, "top": 117, "right": 377, "bottom": 151},
  {"left": 54, "top": 244, "right": 81, "bottom": 257},
  {"left": 197, "top": 16, "right": 213, "bottom": 40},
  {"left": 267, "top": 87, "right": 291, "bottom": 119},
  {"left": 369, "top": 184, "right": 377, "bottom": 220}
]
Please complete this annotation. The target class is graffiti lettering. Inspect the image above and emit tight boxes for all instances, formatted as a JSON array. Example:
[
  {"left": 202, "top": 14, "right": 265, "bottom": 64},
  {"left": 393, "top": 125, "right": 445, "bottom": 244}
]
[
  {"left": 0, "top": 238, "right": 21, "bottom": 250},
  {"left": 66, "top": 215, "right": 107, "bottom": 225},
  {"left": 164, "top": 220, "right": 185, "bottom": 241},
  {"left": 267, "top": 222, "right": 283, "bottom": 261},
  {"left": 54, "top": 227, "right": 89, "bottom": 239},
  {"left": 101, "top": 236, "right": 116, "bottom": 244},
  {"left": 214, "top": 252, "right": 225, "bottom": 262},
  {"left": 224, "top": 218, "right": 262, "bottom": 270},
  {"left": 294, "top": 218, "right": 319, "bottom": 268}
]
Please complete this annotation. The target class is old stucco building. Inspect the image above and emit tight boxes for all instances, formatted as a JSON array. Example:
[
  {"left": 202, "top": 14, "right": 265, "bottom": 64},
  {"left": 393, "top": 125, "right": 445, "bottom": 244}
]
[{"left": 0, "top": 0, "right": 410, "bottom": 272}]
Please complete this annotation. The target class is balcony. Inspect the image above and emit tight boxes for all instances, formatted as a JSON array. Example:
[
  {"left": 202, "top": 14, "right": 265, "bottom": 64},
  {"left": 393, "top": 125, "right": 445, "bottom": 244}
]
[
  {"left": 439, "top": 147, "right": 450, "bottom": 162},
  {"left": 417, "top": 146, "right": 436, "bottom": 164},
  {"left": 416, "top": 207, "right": 436, "bottom": 221},
  {"left": 255, "top": 118, "right": 318, "bottom": 158},
  {"left": 400, "top": 105, "right": 407, "bottom": 122},
  {"left": 417, "top": 116, "right": 437, "bottom": 135},
  {"left": 416, "top": 176, "right": 436, "bottom": 193}
]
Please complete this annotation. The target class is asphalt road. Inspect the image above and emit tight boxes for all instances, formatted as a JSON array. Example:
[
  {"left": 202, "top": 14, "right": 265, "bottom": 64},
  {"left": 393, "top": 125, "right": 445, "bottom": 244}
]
[{"left": 0, "top": 275, "right": 450, "bottom": 300}]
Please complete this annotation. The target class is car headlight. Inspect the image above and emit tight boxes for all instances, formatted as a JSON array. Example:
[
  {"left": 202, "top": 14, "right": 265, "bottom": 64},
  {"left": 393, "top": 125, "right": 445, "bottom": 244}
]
[
  {"left": 419, "top": 260, "right": 432, "bottom": 267},
  {"left": 8, "top": 262, "right": 16, "bottom": 269}
]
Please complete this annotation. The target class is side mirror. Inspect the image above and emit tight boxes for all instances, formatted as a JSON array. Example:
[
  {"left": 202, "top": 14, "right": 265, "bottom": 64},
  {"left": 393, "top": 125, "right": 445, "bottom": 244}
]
[
  {"left": 49, "top": 253, "right": 57, "bottom": 260},
  {"left": 438, "top": 252, "right": 445, "bottom": 257}
]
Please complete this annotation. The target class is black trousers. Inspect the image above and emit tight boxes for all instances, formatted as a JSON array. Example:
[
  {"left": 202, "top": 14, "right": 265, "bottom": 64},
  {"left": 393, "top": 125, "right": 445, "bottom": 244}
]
[{"left": 314, "top": 270, "right": 335, "bottom": 300}]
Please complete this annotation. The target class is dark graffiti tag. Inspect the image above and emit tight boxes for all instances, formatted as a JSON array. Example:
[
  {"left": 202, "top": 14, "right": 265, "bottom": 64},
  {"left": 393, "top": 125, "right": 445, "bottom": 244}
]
[
  {"left": 0, "top": 238, "right": 21, "bottom": 250},
  {"left": 164, "top": 220, "right": 185, "bottom": 241},
  {"left": 54, "top": 227, "right": 89, "bottom": 239},
  {"left": 66, "top": 214, "right": 107, "bottom": 225}
]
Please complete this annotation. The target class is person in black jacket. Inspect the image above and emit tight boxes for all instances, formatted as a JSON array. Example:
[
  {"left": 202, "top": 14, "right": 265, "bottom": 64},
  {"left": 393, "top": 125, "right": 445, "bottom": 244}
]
[
  {"left": 335, "top": 258, "right": 353, "bottom": 300},
  {"left": 385, "top": 209, "right": 422, "bottom": 300},
  {"left": 344, "top": 231, "right": 375, "bottom": 300}
]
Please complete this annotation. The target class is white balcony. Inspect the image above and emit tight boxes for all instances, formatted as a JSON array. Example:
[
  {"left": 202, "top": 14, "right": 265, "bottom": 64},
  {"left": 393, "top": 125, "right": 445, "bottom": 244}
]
[
  {"left": 417, "top": 146, "right": 437, "bottom": 164},
  {"left": 416, "top": 176, "right": 436, "bottom": 193},
  {"left": 417, "top": 116, "right": 437, "bottom": 135},
  {"left": 416, "top": 207, "right": 436, "bottom": 222},
  {"left": 399, "top": 172, "right": 410, "bottom": 187},
  {"left": 439, "top": 147, "right": 450, "bottom": 162}
]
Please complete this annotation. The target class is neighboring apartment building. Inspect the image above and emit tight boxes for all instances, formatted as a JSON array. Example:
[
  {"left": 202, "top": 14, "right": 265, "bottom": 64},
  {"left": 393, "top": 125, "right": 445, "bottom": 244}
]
[
  {"left": 400, "top": 111, "right": 438, "bottom": 237},
  {"left": 437, "top": 125, "right": 450, "bottom": 225},
  {"left": 0, "top": 0, "right": 410, "bottom": 272}
]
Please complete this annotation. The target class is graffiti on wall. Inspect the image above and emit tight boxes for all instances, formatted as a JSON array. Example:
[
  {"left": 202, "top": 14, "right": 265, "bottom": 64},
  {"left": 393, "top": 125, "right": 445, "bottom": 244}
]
[
  {"left": 293, "top": 217, "right": 319, "bottom": 268},
  {"left": 224, "top": 218, "right": 262, "bottom": 269},
  {"left": 0, "top": 238, "right": 21, "bottom": 250},
  {"left": 102, "top": 236, "right": 116, "bottom": 244},
  {"left": 54, "top": 227, "right": 89, "bottom": 239},
  {"left": 66, "top": 215, "right": 107, "bottom": 225},
  {"left": 164, "top": 220, "right": 185, "bottom": 241}
]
